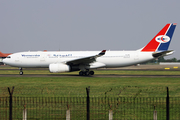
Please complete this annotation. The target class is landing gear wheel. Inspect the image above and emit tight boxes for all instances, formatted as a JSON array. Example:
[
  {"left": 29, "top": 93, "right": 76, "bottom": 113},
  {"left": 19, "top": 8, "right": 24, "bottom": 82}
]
[
  {"left": 89, "top": 71, "right": 94, "bottom": 75},
  {"left": 19, "top": 71, "right": 23, "bottom": 75},
  {"left": 19, "top": 68, "right": 23, "bottom": 75},
  {"left": 79, "top": 70, "right": 94, "bottom": 76},
  {"left": 84, "top": 71, "right": 89, "bottom": 76},
  {"left": 79, "top": 71, "right": 88, "bottom": 76},
  {"left": 79, "top": 71, "right": 83, "bottom": 76}
]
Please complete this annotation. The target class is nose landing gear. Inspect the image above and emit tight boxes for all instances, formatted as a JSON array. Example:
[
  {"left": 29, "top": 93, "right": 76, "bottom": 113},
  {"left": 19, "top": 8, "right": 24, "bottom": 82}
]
[{"left": 19, "top": 68, "right": 23, "bottom": 75}]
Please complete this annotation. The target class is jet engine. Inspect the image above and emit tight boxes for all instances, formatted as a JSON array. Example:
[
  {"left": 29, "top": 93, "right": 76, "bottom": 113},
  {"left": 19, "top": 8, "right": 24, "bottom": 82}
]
[{"left": 49, "top": 63, "right": 70, "bottom": 73}]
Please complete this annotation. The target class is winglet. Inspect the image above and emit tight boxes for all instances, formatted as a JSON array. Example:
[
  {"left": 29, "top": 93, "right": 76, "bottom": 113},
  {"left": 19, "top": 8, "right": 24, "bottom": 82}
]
[{"left": 98, "top": 50, "right": 106, "bottom": 56}]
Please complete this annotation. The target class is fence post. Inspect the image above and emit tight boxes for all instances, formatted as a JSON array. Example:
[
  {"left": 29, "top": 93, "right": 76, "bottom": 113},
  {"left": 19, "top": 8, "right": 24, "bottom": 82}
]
[
  {"left": 166, "top": 87, "right": 169, "bottom": 120},
  {"left": 8, "top": 86, "right": 14, "bottom": 120},
  {"left": 109, "top": 110, "right": 113, "bottom": 120},
  {"left": 86, "top": 86, "right": 90, "bottom": 120},
  {"left": 66, "top": 104, "right": 70, "bottom": 120},
  {"left": 109, "top": 104, "right": 113, "bottom": 120},
  {"left": 23, "top": 104, "right": 27, "bottom": 120},
  {"left": 153, "top": 105, "right": 157, "bottom": 120}
]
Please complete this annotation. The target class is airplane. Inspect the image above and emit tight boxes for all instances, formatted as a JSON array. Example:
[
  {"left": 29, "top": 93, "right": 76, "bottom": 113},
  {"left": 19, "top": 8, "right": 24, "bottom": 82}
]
[{"left": 3, "top": 23, "right": 177, "bottom": 76}]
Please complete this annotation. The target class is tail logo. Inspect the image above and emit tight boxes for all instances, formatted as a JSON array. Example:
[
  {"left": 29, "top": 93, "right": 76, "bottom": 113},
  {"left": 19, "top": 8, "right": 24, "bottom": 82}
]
[{"left": 155, "top": 35, "right": 170, "bottom": 43}]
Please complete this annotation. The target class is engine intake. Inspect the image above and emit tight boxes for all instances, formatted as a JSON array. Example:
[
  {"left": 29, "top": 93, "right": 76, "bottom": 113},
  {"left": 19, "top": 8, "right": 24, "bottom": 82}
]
[{"left": 49, "top": 63, "right": 70, "bottom": 73}]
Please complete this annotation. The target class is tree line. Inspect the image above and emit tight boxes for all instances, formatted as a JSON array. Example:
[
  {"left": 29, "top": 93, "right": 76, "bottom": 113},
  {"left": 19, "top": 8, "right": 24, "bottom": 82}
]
[{"left": 146, "top": 56, "right": 180, "bottom": 64}]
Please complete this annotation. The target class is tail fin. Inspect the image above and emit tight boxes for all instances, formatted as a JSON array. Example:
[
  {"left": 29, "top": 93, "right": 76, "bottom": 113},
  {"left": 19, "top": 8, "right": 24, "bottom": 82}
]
[
  {"left": 0, "top": 51, "right": 6, "bottom": 57},
  {"left": 0, "top": 51, "right": 11, "bottom": 57},
  {"left": 141, "top": 23, "right": 177, "bottom": 52}
]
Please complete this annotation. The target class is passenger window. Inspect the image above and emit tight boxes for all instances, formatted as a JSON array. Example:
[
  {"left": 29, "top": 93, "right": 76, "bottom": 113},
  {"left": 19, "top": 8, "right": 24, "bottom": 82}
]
[{"left": 6, "top": 56, "right": 11, "bottom": 58}]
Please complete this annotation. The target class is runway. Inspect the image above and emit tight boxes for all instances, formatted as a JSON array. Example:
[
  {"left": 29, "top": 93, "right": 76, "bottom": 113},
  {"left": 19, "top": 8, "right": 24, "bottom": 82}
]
[
  {"left": 0, "top": 65, "right": 180, "bottom": 77},
  {"left": 0, "top": 74, "right": 180, "bottom": 78}
]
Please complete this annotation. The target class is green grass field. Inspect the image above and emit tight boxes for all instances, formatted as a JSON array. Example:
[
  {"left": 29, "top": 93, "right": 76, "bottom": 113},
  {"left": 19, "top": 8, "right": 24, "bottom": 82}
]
[
  {"left": 0, "top": 66, "right": 180, "bottom": 97},
  {"left": 1, "top": 66, "right": 180, "bottom": 119}
]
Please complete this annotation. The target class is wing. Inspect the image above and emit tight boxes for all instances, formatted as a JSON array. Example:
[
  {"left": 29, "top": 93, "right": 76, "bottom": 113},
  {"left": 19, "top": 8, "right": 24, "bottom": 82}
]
[{"left": 65, "top": 50, "right": 106, "bottom": 65}]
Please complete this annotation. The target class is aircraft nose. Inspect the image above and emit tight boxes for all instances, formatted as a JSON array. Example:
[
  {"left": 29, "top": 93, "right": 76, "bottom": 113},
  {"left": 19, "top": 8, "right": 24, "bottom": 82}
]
[
  {"left": 2, "top": 57, "right": 11, "bottom": 65},
  {"left": 2, "top": 58, "right": 8, "bottom": 64}
]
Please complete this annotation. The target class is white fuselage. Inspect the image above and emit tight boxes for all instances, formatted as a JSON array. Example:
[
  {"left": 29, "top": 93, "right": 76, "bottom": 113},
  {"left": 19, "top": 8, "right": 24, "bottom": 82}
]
[{"left": 3, "top": 50, "right": 154, "bottom": 68}]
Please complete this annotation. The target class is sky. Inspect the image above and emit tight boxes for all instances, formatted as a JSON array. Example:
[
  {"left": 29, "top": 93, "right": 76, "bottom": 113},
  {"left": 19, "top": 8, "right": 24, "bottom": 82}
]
[{"left": 1, "top": 0, "right": 180, "bottom": 59}]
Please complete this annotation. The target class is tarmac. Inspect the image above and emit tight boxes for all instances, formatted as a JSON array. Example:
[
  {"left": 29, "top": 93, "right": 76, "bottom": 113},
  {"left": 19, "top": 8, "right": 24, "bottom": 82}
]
[{"left": 0, "top": 64, "right": 180, "bottom": 77}]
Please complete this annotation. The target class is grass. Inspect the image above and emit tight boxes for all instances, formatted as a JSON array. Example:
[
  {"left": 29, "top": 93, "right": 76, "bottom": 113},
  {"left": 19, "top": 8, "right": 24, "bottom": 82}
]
[
  {"left": 1, "top": 66, "right": 180, "bottom": 98},
  {"left": 0, "top": 68, "right": 180, "bottom": 97},
  {"left": 1, "top": 66, "right": 180, "bottom": 119}
]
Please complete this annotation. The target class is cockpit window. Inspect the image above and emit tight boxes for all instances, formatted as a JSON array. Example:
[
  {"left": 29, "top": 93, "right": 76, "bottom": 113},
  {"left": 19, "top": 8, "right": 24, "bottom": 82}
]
[{"left": 6, "top": 56, "right": 11, "bottom": 58}]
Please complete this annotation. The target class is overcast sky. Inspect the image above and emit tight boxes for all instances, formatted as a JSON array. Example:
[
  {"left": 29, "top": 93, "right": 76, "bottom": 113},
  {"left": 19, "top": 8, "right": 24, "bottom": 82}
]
[{"left": 1, "top": 0, "right": 180, "bottom": 59}]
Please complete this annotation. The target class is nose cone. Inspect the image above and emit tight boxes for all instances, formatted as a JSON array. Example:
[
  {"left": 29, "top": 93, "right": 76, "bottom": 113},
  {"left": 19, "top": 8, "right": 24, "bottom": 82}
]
[
  {"left": 2, "top": 56, "right": 12, "bottom": 65},
  {"left": 2, "top": 58, "right": 8, "bottom": 64}
]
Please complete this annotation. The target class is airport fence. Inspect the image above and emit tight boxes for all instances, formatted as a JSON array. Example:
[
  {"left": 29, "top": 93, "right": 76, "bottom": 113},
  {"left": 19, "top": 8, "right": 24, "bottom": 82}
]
[{"left": 0, "top": 87, "right": 180, "bottom": 119}]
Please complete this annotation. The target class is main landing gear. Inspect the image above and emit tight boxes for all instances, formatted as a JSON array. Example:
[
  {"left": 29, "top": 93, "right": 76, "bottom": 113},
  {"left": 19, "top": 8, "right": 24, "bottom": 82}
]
[
  {"left": 79, "top": 70, "right": 94, "bottom": 76},
  {"left": 19, "top": 68, "right": 23, "bottom": 75}
]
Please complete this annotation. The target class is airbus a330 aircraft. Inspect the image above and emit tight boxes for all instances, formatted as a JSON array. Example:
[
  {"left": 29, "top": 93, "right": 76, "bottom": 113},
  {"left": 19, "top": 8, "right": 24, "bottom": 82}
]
[{"left": 3, "top": 23, "right": 177, "bottom": 75}]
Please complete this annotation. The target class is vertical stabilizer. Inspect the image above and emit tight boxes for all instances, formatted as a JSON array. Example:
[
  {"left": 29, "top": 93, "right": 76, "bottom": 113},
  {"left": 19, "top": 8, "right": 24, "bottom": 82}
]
[{"left": 141, "top": 23, "right": 176, "bottom": 52}]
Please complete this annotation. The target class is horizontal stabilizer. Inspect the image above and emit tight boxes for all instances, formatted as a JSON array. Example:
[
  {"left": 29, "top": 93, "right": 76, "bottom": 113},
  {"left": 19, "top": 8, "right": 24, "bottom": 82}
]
[{"left": 152, "top": 50, "right": 174, "bottom": 58}]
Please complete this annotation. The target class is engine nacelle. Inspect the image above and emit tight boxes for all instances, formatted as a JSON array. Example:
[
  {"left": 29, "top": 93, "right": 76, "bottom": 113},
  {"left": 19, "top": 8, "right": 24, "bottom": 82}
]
[{"left": 49, "top": 63, "right": 70, "bottom": 73}]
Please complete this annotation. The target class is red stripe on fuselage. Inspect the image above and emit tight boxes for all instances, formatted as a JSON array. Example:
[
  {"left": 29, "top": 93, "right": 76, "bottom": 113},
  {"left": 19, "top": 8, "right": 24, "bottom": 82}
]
[{"left": 141, "top": 24, "right": 171, "bottom": 52}]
